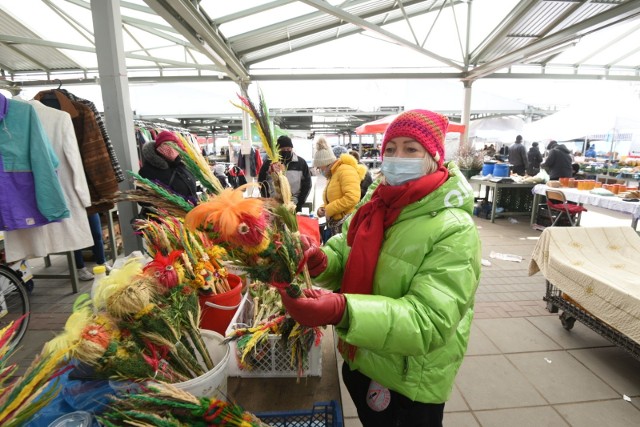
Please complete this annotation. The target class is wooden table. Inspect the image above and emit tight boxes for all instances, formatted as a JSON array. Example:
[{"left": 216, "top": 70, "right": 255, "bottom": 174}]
[{"left": 470, "top": 178, "right": 537, "bottom": 223}]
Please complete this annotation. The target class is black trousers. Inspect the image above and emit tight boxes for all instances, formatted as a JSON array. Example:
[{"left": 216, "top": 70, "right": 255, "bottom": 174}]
[{"left": 341, "top": 363, "right": 444, "bottom": 427}]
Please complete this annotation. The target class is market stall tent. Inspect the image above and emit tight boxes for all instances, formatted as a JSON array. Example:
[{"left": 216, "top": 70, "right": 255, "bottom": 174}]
[
  {"left": 524, "top": 96, "right": 640, "bottom": 142},
  {"left": 355, "top": 113, "right": 466, "bottom": 135},
  {"left": 468, "top": 116, "right": 525, "bottom": 143}
]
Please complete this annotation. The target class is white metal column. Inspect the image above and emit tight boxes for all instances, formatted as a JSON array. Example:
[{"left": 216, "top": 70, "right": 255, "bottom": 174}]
[{"left": 90, "top": 0, "right": 142, "bottom": 254}]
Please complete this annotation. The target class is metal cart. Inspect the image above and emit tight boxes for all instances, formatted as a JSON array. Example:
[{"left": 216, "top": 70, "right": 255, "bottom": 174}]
[{"left": 543, "top": 280, "right": 640, "bottom": 362}]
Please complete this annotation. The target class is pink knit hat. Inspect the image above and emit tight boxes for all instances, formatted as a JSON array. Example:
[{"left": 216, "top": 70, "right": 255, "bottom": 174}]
[
  {"left": 155, "top": 130, "right": 185, "bottom": 161},
  {"left": 381, "top": 110, "right": 449, "bottom": 166}
]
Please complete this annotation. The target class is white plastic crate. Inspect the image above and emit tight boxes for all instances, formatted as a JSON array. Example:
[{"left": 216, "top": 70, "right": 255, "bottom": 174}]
[{"left": 225, "top": 291, "right": 322, "bottom": 378}]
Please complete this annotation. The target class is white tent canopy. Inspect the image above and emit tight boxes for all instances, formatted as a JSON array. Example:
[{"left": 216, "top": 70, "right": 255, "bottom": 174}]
[
  {"left": 468, "top": 116, "right": 525, "bottom": 143},
  {"left": 524, "top": 96, "right": 640, "bottom": 142}
]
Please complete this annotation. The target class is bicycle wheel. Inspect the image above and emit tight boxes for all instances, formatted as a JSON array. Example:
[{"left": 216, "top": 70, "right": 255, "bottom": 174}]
[{"left": 0, "top": 265, "right": 30, "bottom": 346}]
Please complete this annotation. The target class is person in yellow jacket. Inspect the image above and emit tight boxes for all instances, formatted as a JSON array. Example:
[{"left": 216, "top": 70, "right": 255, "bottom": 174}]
[{"left": 313, "top": 137, "right": 366, "bottom": 242}]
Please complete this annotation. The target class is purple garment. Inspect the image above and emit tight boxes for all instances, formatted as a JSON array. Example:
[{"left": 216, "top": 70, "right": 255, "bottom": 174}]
[
  {"left": 0, "top": 93, "right": 8, "bottom": 121},
  {"left": 0, "top": 153, "right": 60, "bottom": 229}
]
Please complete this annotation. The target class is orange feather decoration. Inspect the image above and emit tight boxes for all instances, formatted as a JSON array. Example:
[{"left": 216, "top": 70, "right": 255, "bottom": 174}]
[{"left": 184, "top": 187, "right": 268, "bottom": 248}]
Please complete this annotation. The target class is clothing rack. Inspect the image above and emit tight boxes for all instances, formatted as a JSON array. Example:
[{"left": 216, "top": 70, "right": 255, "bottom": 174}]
[{"left": 133, "top": 119, "right": 190, "bottom": 134}]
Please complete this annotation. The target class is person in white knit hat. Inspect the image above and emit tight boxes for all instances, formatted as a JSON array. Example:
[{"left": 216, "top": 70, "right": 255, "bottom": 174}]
[{"left": 313, "top": 136, "right": 366, "bottom": 243}]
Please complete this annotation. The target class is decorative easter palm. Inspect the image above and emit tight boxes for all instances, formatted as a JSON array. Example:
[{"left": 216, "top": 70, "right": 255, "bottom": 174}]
[
  {"left": 184, "top": 185, "right": 304, "bottom": 295},
  {"left": 0, "top": 316, "right": 70, "bottom": 426},
  {"left": 43, "top": 261, "right": 216, "bottom": 383},
  {"left": 231, "top": 89, "right": 312, "bottom": 294},
  {"left": 98, "top": 382, "right": 269, "bottom": 426}
]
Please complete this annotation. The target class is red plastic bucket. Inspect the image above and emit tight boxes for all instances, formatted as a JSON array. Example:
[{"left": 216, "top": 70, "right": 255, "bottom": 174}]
[{"left": 199, "top": 274, "right": 243, "bottom": 335}]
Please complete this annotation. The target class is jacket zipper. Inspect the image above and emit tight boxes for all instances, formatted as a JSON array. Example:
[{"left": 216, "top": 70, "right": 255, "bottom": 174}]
[{"left": 402, "top": 356, "right": 409, "bottom": 380}]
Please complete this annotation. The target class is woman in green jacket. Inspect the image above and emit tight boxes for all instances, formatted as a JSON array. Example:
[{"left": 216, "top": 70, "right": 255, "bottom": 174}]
[{"left": 280, "top": 109, "right": 481, "bottom": 427}]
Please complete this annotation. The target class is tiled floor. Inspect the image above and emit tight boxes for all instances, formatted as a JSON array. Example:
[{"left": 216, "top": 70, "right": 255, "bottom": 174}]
[{"left": 11, "top": 204, "right": 640, "bottom": 426}]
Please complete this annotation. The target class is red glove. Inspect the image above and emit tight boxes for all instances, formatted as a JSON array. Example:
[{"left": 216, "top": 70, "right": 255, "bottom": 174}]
[
  {"left": 279, "top": 288, "right": 346, "bottom": 327},
  {"left": 299, "top": 234, "right": 315, "bottom": 251},
  {"left": 305, "top": 247, "right": 327, "bottom": 277},
  {"left": 298, "top": 234, "right": 327, "bottom": 277}
]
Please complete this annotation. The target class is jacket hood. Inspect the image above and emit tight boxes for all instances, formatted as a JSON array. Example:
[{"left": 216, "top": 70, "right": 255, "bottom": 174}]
[
  {"left": 333, "top": 153, "right": 366, "bottom": 180},
  {"left": 555, "top": 144, "right": 571, "bottom": 154},
  {"left": 142, "top": 141, "right": 170, "bottom": 169}
]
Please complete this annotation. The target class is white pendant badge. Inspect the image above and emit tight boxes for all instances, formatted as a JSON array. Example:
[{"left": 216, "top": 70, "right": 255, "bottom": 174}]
[{"left": 366, "top": 380, "right": 391, "bottom": 412}]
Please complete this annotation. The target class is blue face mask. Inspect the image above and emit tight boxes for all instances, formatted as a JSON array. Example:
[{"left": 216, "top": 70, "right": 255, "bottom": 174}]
[{"left": 381, "top": 157, "right": 425, "bottom": 186}]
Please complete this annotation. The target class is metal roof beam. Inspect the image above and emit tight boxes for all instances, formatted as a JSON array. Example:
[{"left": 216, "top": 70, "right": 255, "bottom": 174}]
[
  {"left": 574, "top": 21, "right": 640, "bottom": 66},
  {"left": 464, "top": 0, "right": 640, "bottom": 81},
  {"left": 296, "top": 0, "right": 464, "bottom": 70},
  {"left": 143, "top": 0, "right": 249, "bottom": 83},
  {"left": 236, "top": 0, "right": 461, "bottom": 59},
  {"left": 0, "top": 35, "right": 96, "bottom": 53},
  {"left": 64, "top": 0, "right": 179, "bottom": 33},
  {"left": 214, "top": 0, "right": 295, "bottom": 24},
  {"left": 0, "top": 41, "right": 51, "bottom": 72},
  {"left": 0, "top": 35, "right": 223, "bottom": 72},
  {"left": 607, "top": 44, "right": 640, "bottom": 67},
  {"left": 470, "top": 0, "right": 539, "bottom": 64},
  {"left": 229, "top": 0, "right": 374, "bottom": 46}
]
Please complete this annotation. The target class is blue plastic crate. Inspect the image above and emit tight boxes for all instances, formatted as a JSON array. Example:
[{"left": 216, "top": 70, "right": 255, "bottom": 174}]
[{"left": 255, "top": 400, "right": 343, "bottom": 427}]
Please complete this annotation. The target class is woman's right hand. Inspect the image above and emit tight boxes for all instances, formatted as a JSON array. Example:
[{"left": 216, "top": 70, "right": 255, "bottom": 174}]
[{"left": 317, "top": 206, "right": 326, "bottom": 218}]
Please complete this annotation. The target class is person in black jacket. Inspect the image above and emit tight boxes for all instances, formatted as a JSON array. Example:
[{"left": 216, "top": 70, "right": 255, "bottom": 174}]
[
  {"left": 258, "top": 135, "right": 311, "bottom": 212},
  {"left": 527, "top": 142, "right": 543, "bottom": 176},
  {"left": 508, "top": 135, "right": 528, "bottom": 176},
  {"left": 349, "top": 150, "right": 374, "bottom": 200},
  {"left": 138, "top": 130, "right": 198, "bottom": 216},
  {"left": 541, "top": 140, "right": 573, "bottom": 180}
]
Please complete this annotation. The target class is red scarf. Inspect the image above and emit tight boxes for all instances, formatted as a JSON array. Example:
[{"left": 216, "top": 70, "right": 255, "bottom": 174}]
[{"left": 341, "top": 167, "right": 449, "bottom": 295}]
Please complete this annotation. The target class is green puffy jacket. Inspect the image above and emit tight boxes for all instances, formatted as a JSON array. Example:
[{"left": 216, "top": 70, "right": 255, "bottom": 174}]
[{"left": 316, "top": 162, "right": 481, "bottom": 403}]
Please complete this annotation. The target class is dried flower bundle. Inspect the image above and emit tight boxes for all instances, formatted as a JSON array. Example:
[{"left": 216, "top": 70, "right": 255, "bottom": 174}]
[
  {"left": 98, "top": 382, "right": 269, "bottom": 427},
  {"left": 0, "top": 316, "right": 70, "bottom": 426},
  {"left": 455, "top": 143, "right": 484, "bottom": 170},
  {"left": 227, "top": 89, "right": 313, "bottom": 293},
  {"left": 135, "top": 212, "right": 231, "bottom": 295},
  {"left": 185, "top": 186, "right": 307, "bottom": 297},
  {"left": 223, "top": 282, "right": 322, "bottom": 379},
  {"left": 43, "top": 259, "right": 215, "bottom": 383}
]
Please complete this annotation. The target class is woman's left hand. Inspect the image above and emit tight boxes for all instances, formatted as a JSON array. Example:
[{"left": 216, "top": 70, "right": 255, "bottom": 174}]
[{"left": 278, "top": 288, "right": 345, "bottom": 327}]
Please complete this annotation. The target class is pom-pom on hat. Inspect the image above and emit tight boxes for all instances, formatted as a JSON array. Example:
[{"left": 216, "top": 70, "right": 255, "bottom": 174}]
[
  {"left": 381, "top": 109, "right": 449, "bottom": 166},
  {"left": 313, "top": 137, "right": 337, "bottom": 167}
]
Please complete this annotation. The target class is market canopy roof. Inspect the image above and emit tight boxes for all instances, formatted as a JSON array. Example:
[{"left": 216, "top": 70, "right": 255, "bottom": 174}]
[
  {"left": 2, "top": 0, "right": 640, "bottom": 85},
  {"left": 2, "top": 0, "right": 640, "bottom": 134}
]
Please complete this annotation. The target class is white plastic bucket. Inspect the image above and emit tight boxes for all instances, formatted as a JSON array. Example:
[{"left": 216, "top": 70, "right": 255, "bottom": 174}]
[{"left": 173, "top": 329, "right": 230, "bottom": 400}]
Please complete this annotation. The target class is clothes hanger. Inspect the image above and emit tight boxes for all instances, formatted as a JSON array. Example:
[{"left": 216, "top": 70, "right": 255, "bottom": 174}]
[{"left": 38, "top": 79, "right": 63, "bottom": 109}]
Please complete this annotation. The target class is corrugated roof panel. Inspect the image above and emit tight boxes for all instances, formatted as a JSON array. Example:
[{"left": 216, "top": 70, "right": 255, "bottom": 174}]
[
  {"left": 0, "top": 45, "right": 39, "bottom": 71},
  {"left": 241, "top": 24, "right": 357, "bottom": 64},
  {"left": 231, "top": 0, "right": 446, "bottom": 59},
  {"left": 215, "top": 2, "right": 319, "bottom": 38},
  {"left": 0, "top": 7, "right": 82, "bottom": 73},
  {"left": 551, "top": 1, "right": 622, "bottom": 34},
  {"left": 228, "top": 11, "right": 343, "bottom": 53}
]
